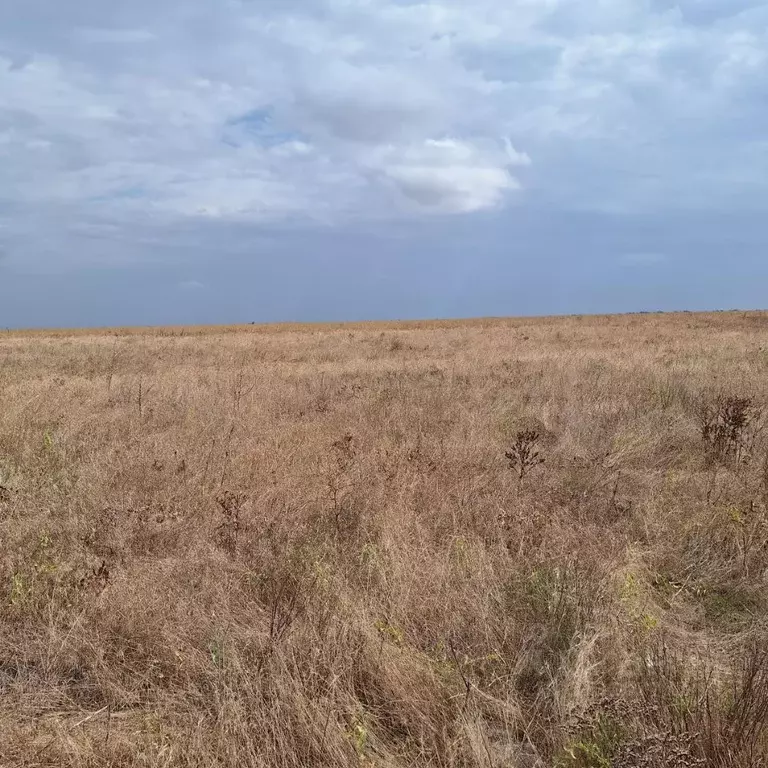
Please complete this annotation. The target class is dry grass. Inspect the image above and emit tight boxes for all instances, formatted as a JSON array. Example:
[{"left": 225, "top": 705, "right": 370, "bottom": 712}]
[{"left": 2, "top": 311, "right": 768, "bottom": 767}]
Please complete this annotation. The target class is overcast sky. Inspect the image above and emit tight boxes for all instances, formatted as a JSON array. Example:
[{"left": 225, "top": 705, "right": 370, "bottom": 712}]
[{"left": 1, "top": 0, "right": 766, "bottom": 327}]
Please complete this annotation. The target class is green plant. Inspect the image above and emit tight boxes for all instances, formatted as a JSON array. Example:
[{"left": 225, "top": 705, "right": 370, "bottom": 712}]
[
  {"left": 702, "top": 585, "right": 759, "bottom": 624},
  {"left": 374, "top": 618, "right": 404, "bottom": 647},
  {"left": 346, "top": 714, "right": 370, "bottom": 760},
  {"left": 9, "top": 572, "right": 27, "bottom": 606},
  {"left": 555, "top": 740, "right": 610, "bottom": 768},
  {"left": 209, "top": 636, "right": 225, "bottom": 668}
]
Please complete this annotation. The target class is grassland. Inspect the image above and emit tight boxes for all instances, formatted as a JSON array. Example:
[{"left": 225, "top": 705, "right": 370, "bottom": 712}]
[{"left": 2, "top": 312, "right": 768, "bottom": 767}]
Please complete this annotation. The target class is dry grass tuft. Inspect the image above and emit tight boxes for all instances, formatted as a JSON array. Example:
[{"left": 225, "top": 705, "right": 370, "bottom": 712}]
[{"left": 2, "top": 311, "right": 768, "bottom": 766}]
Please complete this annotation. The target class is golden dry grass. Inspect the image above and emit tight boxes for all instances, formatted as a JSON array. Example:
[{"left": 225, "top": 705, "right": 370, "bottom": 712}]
[{"left": 2, "top": 311, "right": 768, "bottom": 767}]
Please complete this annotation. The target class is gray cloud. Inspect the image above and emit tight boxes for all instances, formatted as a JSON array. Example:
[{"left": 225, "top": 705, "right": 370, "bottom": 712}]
[{"left": 1, "top": 0, "right": 767, "bottom": 272}]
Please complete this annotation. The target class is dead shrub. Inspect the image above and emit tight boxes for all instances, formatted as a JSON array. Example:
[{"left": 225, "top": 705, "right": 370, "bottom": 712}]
[
  {"left": 506, "top": 429, "right": 546, "bottom": 480},
  {"left": 697, "top": 395, "right": 763, "bottom": 467},
  {"left": 636, "top": 640, "right": 768, "bottom": 768}
]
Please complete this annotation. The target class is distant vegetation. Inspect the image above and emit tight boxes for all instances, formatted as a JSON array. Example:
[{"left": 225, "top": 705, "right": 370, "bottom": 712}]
[{"left": 2, "top": 311, "right": 768, "bottom": 767}]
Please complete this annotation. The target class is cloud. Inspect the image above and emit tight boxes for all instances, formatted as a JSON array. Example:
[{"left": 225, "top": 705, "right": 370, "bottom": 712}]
[
  {"left": 73, "top": 28, "right": 157, "bottom": 45},
  {"left": 1, "top": 0, "right": 767, "bottom": 269},
  {"left": 178, "top": 279, "right": 205, "bottom": 291},
  {"left": 371, "top": 138, "right": 529, "bottom": 213}
]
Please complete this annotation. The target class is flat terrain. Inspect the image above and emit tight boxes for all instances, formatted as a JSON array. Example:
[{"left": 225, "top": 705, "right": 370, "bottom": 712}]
[{"left": 2, "top": 312, "right": 768, "bottom": 767}]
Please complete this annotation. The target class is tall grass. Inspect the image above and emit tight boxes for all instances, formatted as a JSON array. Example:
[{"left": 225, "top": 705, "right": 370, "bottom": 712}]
[{"left": 1, "top": 312, "right": 768, "bottom": 766}]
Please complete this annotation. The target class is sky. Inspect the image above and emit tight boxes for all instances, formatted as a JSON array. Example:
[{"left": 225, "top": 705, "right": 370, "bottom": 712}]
[{"left": 1, "top": 0, "right": 767, "bottom": 327}]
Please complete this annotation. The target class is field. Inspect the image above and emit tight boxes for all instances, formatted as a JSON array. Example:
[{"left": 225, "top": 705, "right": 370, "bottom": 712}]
[{"left": 2, "top": 312, "right": 768, "bottom": 767}]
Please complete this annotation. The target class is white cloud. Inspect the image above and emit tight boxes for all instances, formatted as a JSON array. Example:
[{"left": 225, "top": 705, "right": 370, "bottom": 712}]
[
  {"left": 369, "top": 138, "right": 529, "bottom": 213},
  {"left": 1, "top": 0, "right": 767, "bottom": 267}
]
